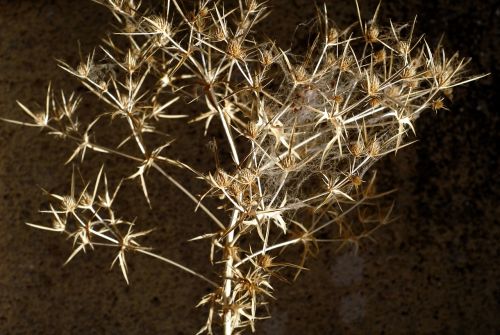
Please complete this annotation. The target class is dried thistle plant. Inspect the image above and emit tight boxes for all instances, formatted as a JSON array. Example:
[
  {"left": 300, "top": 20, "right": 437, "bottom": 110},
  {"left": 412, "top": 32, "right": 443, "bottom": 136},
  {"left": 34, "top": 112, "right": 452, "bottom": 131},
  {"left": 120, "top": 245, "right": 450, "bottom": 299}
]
[{"left": 5, "top": 0, "right": 485, "bottom": 334}]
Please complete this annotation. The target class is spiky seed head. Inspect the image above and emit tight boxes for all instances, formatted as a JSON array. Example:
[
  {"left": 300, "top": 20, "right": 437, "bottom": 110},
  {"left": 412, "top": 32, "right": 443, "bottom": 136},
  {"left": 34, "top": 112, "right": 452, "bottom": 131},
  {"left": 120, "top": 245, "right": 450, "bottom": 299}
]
[
  {"left": 281, "top": 155, "right": 296, "bottom": 170},
  {"left": 365, "top": 24, "right": 379, "bottom": 43},
  {"left": 126, "top": 77, "right": 139, "bottom": 91},
  {"left": 431, "top": 98, "right": 447, "bottom": 111},
  {"left": 246, "top": 121, "right": 259, "bottom": 139},
  {"left": 327, "top": 27, "right": 339, "bottom": 44},
  {"left": 369, "top": 96, "right": 382, "bottom": 107},
  {"left": 77, "top": 62, "right": 91, "bottom": 78},
  {"left": 434, "top": 64, "right": 454, "bottom": 87},
  {"left": 364, "top": 72, "right": 381, "bottom": 96},
  {"left": 260, "top": 50, "right": 274, "bottom": 66},
  {"left": 385, "top": 85, "right": 401, "bottom": 99},
  {"left": 124, "top": 21, "right": 137, "bottom": 33},
  {"left": 323, "top": 175, "right": 336, "bottom": 191},
  {"left": 227, "top": 40, "right": 246, "bottom": 59},
  {"left": 351, "top": 141, "right": 364, "bottom": 157},
  {"left": 198, "top": 6, "right": 209, "bottom": 18},
  {"left": 79, "top": 192, "right": 93, "bottom": 208},
  {"left": 212, "top": 26, "right": 226, "bottom": 41},
  {"left": 251, "top": 72, "right": 264, "bottom": 92},
  {"left": 293, "top": 65, "right": 308, "bottom": 83},
  {"left": 350, "top": 175, "right": 363, "bottom": 187},
  {"left": 323, "top": 53, "right": 335, "bottom": 68},
  {"left": 239, "top": 168, "right": 255, "bottom": 185},
  {"left": 195, "top": 16, "right": 207, "bottom": 32},
  {"left": 374, "top": 48, "right": 386, "bottom": 64},
  {"left": 97, "top": 80, "right": 108, "bottom": 92},
  {"left": 120, "top": 0, "right": 138, "bottom": 15},
  {"left": 61, "top": 195, "right": 78, "bottom": 213},
  {"left": 147, "top": 15, "right": 171, "bottom": 35},
  {"left": 246, "top": 0, "right": 258, "bottom": 12},
  {"left": 397, "top": 40, "right": 411, "bottom": 56},
  {"left": 229, "top": 181, "right": 245, "bottom": 197},
  {"left": 118, "top": 93, "right": 132, "bottom": 111},
  {"left": 368, "top": 139, "right": 381, "bottom": 157},
  {"left": 124, "top": 50, "right": 138, "bottom": 73},
  {"left": 33, "top": 112, "right": 48, "bottom": 126},
  {"left": 186, "top": 10, "right": 196, "bottom": 22},
  {"left": 214, "top": 169, "right": 230, "bottom": 188},
  {"left": 257, "top": 254, "right": 274, "bottom": 270},
  {"left": 52, "top": 218, "right": 66, "bottom": 231},
  {"left": 330, "top": 94, "right": 344, "bottom": 106},
  {"left": 224, "top": 245, "right": 240, "bottom": 261},
  {"left": 401, "top": 65, "right": 416, "bottom": 79},
  {"left": 339, "top": 56, "right": 352, "bottom": 72}
]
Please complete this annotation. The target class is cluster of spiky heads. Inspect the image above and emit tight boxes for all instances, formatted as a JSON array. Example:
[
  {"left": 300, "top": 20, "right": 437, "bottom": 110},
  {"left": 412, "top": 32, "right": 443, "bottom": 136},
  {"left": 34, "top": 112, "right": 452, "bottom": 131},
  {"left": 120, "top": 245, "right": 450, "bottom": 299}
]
[{"left": 6, "top": 0, "right": 482, "bottom": 334}]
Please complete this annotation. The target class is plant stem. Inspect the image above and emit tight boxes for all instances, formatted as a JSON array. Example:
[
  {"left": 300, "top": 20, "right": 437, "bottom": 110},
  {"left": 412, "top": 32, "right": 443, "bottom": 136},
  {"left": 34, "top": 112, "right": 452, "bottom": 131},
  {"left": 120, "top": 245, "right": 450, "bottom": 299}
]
[
  {"left": 223, "top": 209, "right": 239, "bottom": 335},
  {"left": 138, "top": 249, "right": 218, "bottom": 287}
]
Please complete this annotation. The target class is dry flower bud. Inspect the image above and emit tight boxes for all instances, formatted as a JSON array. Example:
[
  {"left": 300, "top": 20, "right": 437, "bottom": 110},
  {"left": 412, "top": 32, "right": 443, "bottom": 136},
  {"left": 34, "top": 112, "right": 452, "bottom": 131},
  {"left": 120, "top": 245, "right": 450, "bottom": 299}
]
[
  {"left": 330, "top": 94, "right": 344, "bottom": 106},
  {"left": 52, "top": 218, "right": 66, "bottom": 231},
  {"left": 339, "top": 56, "right": 352, "bottom": 72},
  {"left": 198, "top": 7, "right": 209, "bottom": 18},
  {"left": 325, "top": 52, "right": 337, "bottom": 67},
  {"left": 227, "top": 40, "right": 246, "bottom": 59},
  {"left": 239, "top": 168, "right": 255, "bottom": 185},
  {"left": 328, "top": 27, "right": 339, "bottom": 44},
  {"left": 61, "top": 195, "right": 78, "bottom": 213},
  {"left": 246, "top": 0, "right": 258, "bottom": 12},
  {"left": 350, "top": 175, "right": 363, "bottom": 187},
  {"left": 79, "top": 192, "right": 93, "bottom": 208},
  {"left": 246, "top": 121, "right": 259, "bottom": 138},
  {"left": 214, "top": 169, "right": 230, "bottom": 188},
  {"left": 364, "top": 72, "right": 381, "bottom": 96},
  {"left": 293, "top": 65, "right": 308, "bottom": 83},
  {"left": 97, "top": 80, "right": 108, "bottom": 92},
  {"left": 369, "top": 140, "right": 381, "bottom": 157},
  {"left": 397, "top": 40, "right": 411, "bottom": 56},
  {"left": 351, "top": 141, "right": 365, "bottom": 157},
  {"left": 160, "top": 73, "right": 171, "bottom": 87},
  {"left": 431, "top": 98, "right": 447, "bottom": 111},
  {"left": 124, "top": 50, "right": 138, "bottom": 72},
  {"left": 260, "top": 50, "right": 274, "bottom": 66},
  {"left": 281, "top": 155, "right": 296, "bottom": 170},
  {"left": 77, "top": 62, "right": 91, "bottom": 77},
  {"left": 365, "top": 24, "right": 380, "bottom": 43},
  {"left": 212, "top": 26, "right": 226, "bottom": 41},
  {"left": 146, "top": 15, "right": 171, "bottom": 35},
  {"left": 374, "top": 48, "right": 386, "bottom": 63}
]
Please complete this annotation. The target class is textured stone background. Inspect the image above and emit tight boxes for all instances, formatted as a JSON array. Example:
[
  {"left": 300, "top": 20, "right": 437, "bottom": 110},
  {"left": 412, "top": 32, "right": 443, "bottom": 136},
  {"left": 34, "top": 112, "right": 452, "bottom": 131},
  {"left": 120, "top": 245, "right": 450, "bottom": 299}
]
[{"left": 0, "top": 0, "right": 498, "bottom": 334}]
